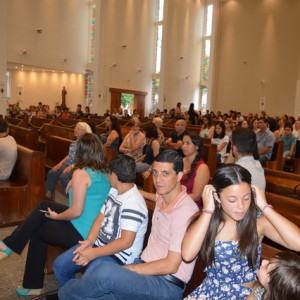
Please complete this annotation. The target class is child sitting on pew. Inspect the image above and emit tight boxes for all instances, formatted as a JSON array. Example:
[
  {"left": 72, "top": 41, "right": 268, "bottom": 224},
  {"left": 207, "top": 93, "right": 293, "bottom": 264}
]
[
  {"left": 280, "top": 123, "right": 297, "bottom": 170},
  {"left": 247, "top": 251, "right": 300, "bottom": 299}
]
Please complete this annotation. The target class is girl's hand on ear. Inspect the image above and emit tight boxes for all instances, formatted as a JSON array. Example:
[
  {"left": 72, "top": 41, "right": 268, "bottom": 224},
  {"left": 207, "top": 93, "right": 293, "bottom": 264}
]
[
  {"left": 202, "top": 184, "right": 216, "bottom": 212},
  {"left": 252, "top": 185, "right": 268, "bottom": 210}
]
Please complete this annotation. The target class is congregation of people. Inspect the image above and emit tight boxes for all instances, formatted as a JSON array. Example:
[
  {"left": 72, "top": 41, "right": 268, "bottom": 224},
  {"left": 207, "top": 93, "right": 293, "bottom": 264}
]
[{"left": 1, "top": 100, "right": 300, "bottom": 299}]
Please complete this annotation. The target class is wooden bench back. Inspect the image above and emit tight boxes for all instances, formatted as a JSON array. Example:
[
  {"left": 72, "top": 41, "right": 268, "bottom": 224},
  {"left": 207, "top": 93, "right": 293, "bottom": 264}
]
[
  {"left": 293, "top": 140, "right": 300, "bottom": 174},
  {"left": 52, "top": 117, "right": 79, "bottom": 127},
  {"left": 265, "top": 191, "right": 300, "bottom": 226},
  {"left": 264, "top": 167, "right": 300, "bottom": 198},
  {"left": 29, "top": 117, "right": 53, "bottom": 130},
  {"left": 5, "top": 116, "right": 29, "bottom": 128},
  {"left": 202, "top": 143, "right": 217, "bottom": 176},
  {"left": 45, "top": 135, "right": 72, "bottom": 170},
  {"left": 265, "top": 141, "right": 283, "bottom": 170},
  {"left": 104, "top": 147, "right": 118, "bottom": 165},
  {"left": 40, "top": 124, "right": 75, "bottom": 142},
  {"left": 8, "top": 124, "right": 39, "bottom": 150},
  {"left": 120, "top": 126, "right": 131, "bottom": 139},
  {"left": 0, "top": 145, "right": 45, "bottom": 227}
]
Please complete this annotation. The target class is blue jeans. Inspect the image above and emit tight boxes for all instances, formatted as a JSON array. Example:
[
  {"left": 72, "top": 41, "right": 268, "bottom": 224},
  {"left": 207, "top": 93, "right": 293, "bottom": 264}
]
[
  {"left": 58, "top": 260, "right": 184, "bottom": 300},
  {"left": 54, "top": 244, "right": 118, "bottom": 287},
  {"left": 3, "top": 201, "right": 83, "bottom": 289},
  {"left": 45, "top": 163, "right": 74, "bottom": 193}
]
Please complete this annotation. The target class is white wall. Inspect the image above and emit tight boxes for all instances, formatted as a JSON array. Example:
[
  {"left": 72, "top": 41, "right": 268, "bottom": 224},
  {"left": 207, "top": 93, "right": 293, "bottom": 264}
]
[
  {"left": 213, "top": 0, "right": 300, "bottom": 116},
  {"left": 7, "top": 0, "right": 89, "bottom": 74},
  {"left": 9, "top": 70, "right": 85, "bottom": 111},
  {"left": 96, "top": 0, "right": 156, "bottom": 115},
  {"left": 6, "top": 0, "right": 300, "bottom": 117},
  {"left": 163, "top": 0, "right": 203, "bottom": 113}
]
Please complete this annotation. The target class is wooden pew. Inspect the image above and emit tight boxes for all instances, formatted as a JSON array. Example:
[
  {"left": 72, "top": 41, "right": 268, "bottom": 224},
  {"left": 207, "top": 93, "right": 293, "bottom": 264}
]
[
  {"left": 265, "top": 141, "right": 284, "bottom": 170},
  {"left": 264, "top": 168, "right": 300, "bottom": 198},
  {"left": 289, "top": 140, "right": 300, "bottom": 174},
  {"left": 8, "top": 124, "right": 39, "bottom": 150},
  {"left": 39, "top": 124, "right": 75, "bottom": 150},
  {"left": 120, "top": 126, "right": 131, "bottom": 139},
  {"left": 203, "top": 143, "right": 217, "bottom": 176},
  {"left": 104, "top": 147, "right": 118, "bottom": 165},
  {"left": 0, "top": 145, "right": 45, "bottom": 227},
  {"left": 28, "top": 117, "right": 53, "bottom": 130},
  {"left": 5, "top": 116, "right": 29, "bottom": 128},
  {"left": 45, "top": 135, "right": 72, "bottom": 171},
  {"left": 81, "top": 117, "right": 106, "bottom": 126},
  {"left": 265, "top": 191, "right": 300, "bottom": 226},
  {"left": 52, "top": 118, "right": 79, "bottom": 128}
]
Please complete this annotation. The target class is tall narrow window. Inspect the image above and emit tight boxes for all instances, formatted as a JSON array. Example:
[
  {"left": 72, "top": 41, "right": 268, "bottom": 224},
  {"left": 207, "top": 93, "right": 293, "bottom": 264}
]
[
  {"left": 85, "top": 2, "right": 96, "bottom": 107},
  {"left": 6, "top": 71, "right": 11, "bottom": 102},
  {"left": 151, "top": 0, "right": 165, "bottom": 113},
  {"left": 199, "top": 2, "right": 214, "bottom": 113},
  {"left": 88, "top": 3, "right": 96, "bottom": 63},
  {"left": 85, "top": 70, "right": 93, "bottom": 106}
]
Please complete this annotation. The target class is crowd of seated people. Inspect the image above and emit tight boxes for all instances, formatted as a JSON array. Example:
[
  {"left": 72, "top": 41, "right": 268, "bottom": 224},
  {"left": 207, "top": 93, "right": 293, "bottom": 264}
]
[
  {"left": 5, "top": 99, "right": 300, "bottom": 171},
  {"left": 3, "top": 99, "right": 300, "bottom": 299}
]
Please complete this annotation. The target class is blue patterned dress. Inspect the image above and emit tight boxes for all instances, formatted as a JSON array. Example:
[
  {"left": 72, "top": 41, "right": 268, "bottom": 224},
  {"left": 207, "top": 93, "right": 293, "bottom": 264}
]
[{"left": 185, "top": 240, "right": 262, "bottom": 300}]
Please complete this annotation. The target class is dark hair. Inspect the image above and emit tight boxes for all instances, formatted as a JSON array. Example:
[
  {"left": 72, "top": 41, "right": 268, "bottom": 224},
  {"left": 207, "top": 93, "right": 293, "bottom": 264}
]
[
  {"left": 182, "top": 132, "right": 204, "bottom": 183},
  {"left": 268, "top": 118, "right": 279, "bottom": 132},
  {"left": 203, "top": 114, "right": 213, "bottom": 128},
  {"left": 194, "top": 164, "right": 258, "bottom": 268},
  {"left": 289, "top": 116, "right": 296, "bottom": 125},
  {"left": 154, "top": 150, "right": 183, "bottom": 174},
  {"left": 232, "top": 128, "right": 258, "bottom": 156},
  {"left": 188, "top": 103, "right": 195, "bottom": 113},
  {"left": 267, "top": 251, "right": 300, "bottom": 300},
  {"left": 109, "top": 116, "right": 122, "bottom": 140},
  {"left": 87, "top": 121, "right": 97, "bottom": 134},
  {"left": 258, "top": 117, "right": 269, "bottom": 124},
  {"left": 143, "top": 122, "right": 158, "bottom": 139},
  {"left": 213, "top": 122, "right": 225, "bottom": 139},
  {"left": 108, "top": 154, "right": 136, "bottom": 183},
  {"left": 284, "top": 122, "right": 293, "bottom": 131},
  {"left": 77, "top": 104, "right": 82, "bottom": 108},
  {"left": 75, "top": 133, "right": 107, "bottom": 172},
  {"left": 55, "top": 105, "right": 62, "bottom": 112},
  {"left": 0, "top": 119, "right": 9, "bottom": 133}
]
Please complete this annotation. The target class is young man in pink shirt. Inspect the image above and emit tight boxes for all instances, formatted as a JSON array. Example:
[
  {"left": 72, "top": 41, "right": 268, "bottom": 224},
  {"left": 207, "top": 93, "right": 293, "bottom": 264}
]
[{"left": 59, "top": 150, "right": 199, "bottom": 300}]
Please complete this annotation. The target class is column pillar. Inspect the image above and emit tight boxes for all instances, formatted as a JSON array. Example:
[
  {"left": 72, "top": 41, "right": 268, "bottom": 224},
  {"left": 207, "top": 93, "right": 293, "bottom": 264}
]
[{"left": 0, "top": 0, "right": 7, "bottom": 117}]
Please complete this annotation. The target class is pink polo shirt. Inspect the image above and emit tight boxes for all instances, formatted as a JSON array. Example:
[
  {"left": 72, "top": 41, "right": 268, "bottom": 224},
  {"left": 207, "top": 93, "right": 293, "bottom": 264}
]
[{"left": 141, "top": 186, "right": 199, "bottom": 282}]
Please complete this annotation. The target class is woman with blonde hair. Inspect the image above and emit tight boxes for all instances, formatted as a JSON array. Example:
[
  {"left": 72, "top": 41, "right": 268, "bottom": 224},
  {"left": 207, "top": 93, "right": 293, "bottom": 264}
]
[
  {"left": 45, "top": 122, "right": 92, "bottom": 199},
  {"left": 119, "top": 117, "right": 146, "bottom": 160}
]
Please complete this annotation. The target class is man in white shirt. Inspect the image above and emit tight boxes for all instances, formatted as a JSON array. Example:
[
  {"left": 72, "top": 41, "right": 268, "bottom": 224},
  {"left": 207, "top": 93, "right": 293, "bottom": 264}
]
[
  {"left": 232, "top": 128, "right": 266, "bottom": 190},
  {"left": 0, "top": 119, "right": 17, "bottom": 180}
]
